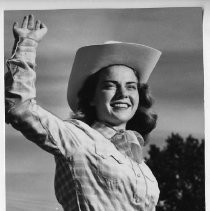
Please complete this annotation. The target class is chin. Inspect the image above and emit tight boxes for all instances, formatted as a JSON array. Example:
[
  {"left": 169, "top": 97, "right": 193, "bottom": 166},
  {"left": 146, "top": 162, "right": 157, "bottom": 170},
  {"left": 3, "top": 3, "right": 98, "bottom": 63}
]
[{"left": 110, "top": 115, "right": 133, "bottom": 126}]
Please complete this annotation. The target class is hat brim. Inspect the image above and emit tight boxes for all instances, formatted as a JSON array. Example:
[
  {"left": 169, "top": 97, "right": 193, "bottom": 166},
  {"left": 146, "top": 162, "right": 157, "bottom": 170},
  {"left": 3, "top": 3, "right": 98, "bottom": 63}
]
[{"left": 67, "top": 42, "right": 161, "bottom": 111}]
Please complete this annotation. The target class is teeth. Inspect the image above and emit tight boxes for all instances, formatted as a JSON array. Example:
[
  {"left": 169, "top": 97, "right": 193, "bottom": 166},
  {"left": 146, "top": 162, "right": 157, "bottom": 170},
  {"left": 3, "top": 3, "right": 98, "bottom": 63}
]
[{"left": 113, "top": 103, "right": 129, "bottom": 108}]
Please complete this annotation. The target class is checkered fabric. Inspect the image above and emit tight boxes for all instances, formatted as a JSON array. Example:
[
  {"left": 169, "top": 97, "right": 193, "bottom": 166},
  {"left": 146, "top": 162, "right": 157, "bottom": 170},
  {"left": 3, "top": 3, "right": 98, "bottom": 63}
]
[{"left": 5, "top": 38, "right": 160, "bottom": 211}]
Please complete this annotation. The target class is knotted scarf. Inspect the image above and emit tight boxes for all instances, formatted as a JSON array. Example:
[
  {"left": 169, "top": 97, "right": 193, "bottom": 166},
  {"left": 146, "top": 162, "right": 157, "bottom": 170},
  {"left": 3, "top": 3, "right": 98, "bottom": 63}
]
[
  {"left": 92, "top": 121, "right": 144, "bottom": 164},
  {"left": 111, "top": 129, "right": 144, "bottom": 164}
]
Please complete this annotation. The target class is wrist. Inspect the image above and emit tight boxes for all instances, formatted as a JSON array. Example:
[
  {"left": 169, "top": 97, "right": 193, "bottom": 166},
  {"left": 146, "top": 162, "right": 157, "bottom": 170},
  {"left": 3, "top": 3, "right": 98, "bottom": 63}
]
[
  {"left": 11, "top": 37, "right": 38, "bottom": 67},
  {"left": 18, "top": 37, "right": 38, "bottom": 48}
]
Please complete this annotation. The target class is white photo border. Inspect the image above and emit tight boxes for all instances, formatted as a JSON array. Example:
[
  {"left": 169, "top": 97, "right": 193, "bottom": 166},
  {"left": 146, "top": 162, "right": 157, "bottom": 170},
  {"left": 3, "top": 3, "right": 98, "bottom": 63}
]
[{"left": 1, "top": 1, "right": 209, "bottom": 211}]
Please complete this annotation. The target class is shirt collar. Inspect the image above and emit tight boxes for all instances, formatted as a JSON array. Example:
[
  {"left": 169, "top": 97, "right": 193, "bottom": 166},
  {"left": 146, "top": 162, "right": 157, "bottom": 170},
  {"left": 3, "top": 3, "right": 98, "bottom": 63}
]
[
  {"left": 92, "top": 121, "right": 116, "bottom": 139},
  {"left": 91, "top": 121, "right": 144, "bottom": 147}
]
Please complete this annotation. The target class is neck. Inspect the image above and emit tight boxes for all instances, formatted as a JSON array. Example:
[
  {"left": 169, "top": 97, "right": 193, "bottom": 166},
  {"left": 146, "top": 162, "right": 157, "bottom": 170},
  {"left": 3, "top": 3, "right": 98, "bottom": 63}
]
[{"left": 103, "top": 121, "right": 127, "bottom": 131}]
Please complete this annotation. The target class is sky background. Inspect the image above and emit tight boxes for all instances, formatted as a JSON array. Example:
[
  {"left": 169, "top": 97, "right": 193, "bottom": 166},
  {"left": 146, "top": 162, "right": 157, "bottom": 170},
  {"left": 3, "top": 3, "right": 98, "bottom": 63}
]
[{"left": 4, "top": 8, "right": 204, "bottom": 211}]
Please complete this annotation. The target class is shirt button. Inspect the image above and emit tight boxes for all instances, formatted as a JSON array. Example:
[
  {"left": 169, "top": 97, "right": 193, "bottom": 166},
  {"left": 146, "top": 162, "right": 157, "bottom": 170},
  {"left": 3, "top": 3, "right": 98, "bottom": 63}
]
[
  {"left": 137, "top": 173, "right": 141, "bottom": 177},
  {"left": 136, "top": 198, "right": 141, "bottom": 203},
  {"left": 134, "top": 195, "right": 141, "bottom": 203},
  {"left": 145, "top": 196, "right": 150, "bottom": 206},
  {"left": 100, "top": 154, "right": 105, "bottom": 158},
  {"left": 118, "top": 129, "right": 124, "bottom": 133}
]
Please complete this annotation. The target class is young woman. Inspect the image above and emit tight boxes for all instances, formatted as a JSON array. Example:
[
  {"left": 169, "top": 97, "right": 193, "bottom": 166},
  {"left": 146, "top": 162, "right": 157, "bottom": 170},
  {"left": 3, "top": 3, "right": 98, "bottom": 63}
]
[{"left": 5, "top": 14, "right": 161, "bottom": 211}]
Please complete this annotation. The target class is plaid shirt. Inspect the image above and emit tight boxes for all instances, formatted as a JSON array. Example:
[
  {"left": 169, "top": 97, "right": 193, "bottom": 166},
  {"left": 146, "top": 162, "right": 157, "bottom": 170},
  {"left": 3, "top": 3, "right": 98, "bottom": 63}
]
[{"left": 5, "top": 38, "right": 160, "bottom": 211}]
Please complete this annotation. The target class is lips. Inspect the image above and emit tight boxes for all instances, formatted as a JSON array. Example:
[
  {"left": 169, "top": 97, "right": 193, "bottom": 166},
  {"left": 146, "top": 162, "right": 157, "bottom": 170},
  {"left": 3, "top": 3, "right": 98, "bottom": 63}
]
[{"left": 110, "top": 102, "right": 131, "bottom": 109}]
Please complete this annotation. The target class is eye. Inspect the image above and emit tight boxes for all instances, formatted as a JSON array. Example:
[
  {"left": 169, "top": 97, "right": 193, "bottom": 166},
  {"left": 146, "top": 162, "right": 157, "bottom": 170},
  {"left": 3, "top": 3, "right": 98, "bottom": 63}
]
[
  {"left": 102, "top": 82, "right": 117, "bottom": 90},
  {"left": 126, "top": 84, "right": 137, "bottom": 90}
]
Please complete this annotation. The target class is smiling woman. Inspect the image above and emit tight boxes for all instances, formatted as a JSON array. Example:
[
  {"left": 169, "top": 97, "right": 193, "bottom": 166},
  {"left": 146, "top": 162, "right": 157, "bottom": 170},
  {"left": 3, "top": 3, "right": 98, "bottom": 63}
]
[
  {"left": 86, "top": 65, "right": 139, "bottom": 129},
  {"left": 5, "top": 14, "right": 162, "bottom": 211}
]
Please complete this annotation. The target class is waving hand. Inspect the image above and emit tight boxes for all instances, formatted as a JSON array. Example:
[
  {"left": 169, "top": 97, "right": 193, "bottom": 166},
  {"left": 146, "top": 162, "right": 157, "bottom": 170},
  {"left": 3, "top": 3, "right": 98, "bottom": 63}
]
[{"left": 13, "top": 14, "right": 47, "bottom": 42}]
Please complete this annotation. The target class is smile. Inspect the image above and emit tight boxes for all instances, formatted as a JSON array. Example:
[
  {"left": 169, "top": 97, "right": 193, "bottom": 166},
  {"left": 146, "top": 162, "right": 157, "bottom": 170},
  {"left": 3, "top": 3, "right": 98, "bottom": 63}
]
[{"left": 111, "top": 102, "right": 131, "bottom": 109}]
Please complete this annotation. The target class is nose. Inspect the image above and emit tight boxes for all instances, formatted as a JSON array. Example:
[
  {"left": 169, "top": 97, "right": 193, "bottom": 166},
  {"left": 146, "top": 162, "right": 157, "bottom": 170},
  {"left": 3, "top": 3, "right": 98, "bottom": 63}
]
[{"left": 116, "top": 86, "right": 128, "bottom": 98}]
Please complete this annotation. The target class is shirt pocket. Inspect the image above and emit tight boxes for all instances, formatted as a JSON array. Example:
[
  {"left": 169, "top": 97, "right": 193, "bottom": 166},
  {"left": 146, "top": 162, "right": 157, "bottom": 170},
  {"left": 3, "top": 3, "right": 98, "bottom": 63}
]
[{"left": 95, "top": 143, "right": 126, "bottom": 191}]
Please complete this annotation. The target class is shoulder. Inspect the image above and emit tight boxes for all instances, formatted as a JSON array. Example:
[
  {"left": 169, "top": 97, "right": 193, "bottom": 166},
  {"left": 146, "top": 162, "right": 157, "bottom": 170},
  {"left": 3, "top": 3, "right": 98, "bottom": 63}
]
[{"left": 64, "top": 119, "right": 103, "bottom": 140}]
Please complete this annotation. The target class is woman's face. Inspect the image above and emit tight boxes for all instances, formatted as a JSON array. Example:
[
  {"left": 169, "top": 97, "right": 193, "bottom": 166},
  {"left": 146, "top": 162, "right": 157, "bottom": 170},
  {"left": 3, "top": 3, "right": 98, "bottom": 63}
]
[{"left": 91, "top": 65, "right": 139, "bottom": 129}]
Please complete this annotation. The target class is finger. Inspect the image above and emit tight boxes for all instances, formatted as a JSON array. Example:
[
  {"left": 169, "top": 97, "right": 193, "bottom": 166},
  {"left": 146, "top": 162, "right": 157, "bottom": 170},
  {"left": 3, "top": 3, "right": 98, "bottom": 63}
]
[
  {"left": 13, "top": 22, "right": 19, "bottom": 39},
  {"left": 35, "top": 20, "right": 41, "bottom": 30},
  {"left": 28, "top": 14, "right": 34, "bottom": 29},
  {"left": 21, "top": 15, "right": 28, "bottom": 28},
  {"left": 13, "top": 22, "right": 19, "bottom": 30}
]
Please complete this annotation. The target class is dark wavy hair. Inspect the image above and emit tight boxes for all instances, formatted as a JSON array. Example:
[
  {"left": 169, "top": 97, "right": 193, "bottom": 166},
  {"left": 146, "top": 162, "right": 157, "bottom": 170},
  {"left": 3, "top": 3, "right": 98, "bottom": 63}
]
[{"left": 73, "top": 65, "right": 158, "bottom": 140}]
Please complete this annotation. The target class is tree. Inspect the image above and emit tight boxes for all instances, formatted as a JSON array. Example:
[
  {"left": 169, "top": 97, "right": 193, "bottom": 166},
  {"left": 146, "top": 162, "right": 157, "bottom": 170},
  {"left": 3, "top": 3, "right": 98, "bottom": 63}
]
[{"left": 147, "top": 133, "right": 205, "bottom": 211}]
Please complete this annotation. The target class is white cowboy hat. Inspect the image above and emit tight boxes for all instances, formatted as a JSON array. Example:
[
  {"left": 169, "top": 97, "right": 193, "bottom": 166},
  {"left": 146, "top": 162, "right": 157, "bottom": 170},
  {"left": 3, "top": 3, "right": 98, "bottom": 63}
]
[{"left": 67, "top": 41, "right": 161, "bottom": 111}]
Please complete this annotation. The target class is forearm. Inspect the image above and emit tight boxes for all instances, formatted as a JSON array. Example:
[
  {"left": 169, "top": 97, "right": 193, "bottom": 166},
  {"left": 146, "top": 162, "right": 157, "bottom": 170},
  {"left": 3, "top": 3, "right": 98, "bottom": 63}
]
[
  {"left": 5, "top": 37, "right": 37, "bottom": 115},
  {"left": 11, "top": 37, "right": 37, "bottom": 68}
]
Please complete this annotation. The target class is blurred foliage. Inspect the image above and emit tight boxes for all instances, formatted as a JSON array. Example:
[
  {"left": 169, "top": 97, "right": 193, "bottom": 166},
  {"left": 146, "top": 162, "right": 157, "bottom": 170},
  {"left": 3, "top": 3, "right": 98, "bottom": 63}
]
[{"left": 147, "top": 133, "right": 205, "bottom": 211}]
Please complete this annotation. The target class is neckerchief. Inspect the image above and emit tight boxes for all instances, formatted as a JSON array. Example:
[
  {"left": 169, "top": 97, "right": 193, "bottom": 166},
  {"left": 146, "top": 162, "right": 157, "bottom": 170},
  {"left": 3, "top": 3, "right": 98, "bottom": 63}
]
[{"left": 92, "top": 122, "right": 144, "bottom": 164}]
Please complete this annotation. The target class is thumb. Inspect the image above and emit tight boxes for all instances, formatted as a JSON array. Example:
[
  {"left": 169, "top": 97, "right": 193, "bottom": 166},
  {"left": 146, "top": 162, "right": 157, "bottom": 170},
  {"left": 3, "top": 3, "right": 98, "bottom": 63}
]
[
  {"left": 13, "top": 22, "right": 18, "bottom": 30},
  {"left": 13, "top": 22, "right": 19, "bottom": 40}
]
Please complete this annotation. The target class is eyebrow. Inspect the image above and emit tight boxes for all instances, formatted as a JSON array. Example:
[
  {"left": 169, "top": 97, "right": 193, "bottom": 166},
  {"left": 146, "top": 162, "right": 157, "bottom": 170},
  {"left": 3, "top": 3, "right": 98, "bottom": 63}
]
[{"left": 102, "top": 80, "right": 138, "bottom": 84}]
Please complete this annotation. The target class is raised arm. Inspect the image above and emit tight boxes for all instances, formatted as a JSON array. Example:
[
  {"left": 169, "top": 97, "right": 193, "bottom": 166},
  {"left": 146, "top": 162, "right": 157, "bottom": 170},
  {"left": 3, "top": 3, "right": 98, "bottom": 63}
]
[
  {"left": 5, "top": 15, "right": 82, "bottom": 157},
  {"left": 6, "top": 14, "right": 47, "bottom": 111}
]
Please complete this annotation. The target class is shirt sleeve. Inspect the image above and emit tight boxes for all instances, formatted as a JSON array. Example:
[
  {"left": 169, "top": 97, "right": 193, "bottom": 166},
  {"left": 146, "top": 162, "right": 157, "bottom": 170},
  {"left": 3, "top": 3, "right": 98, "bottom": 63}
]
[{"left": 5, "top": 37, "right": 82, "bottom": 157}]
